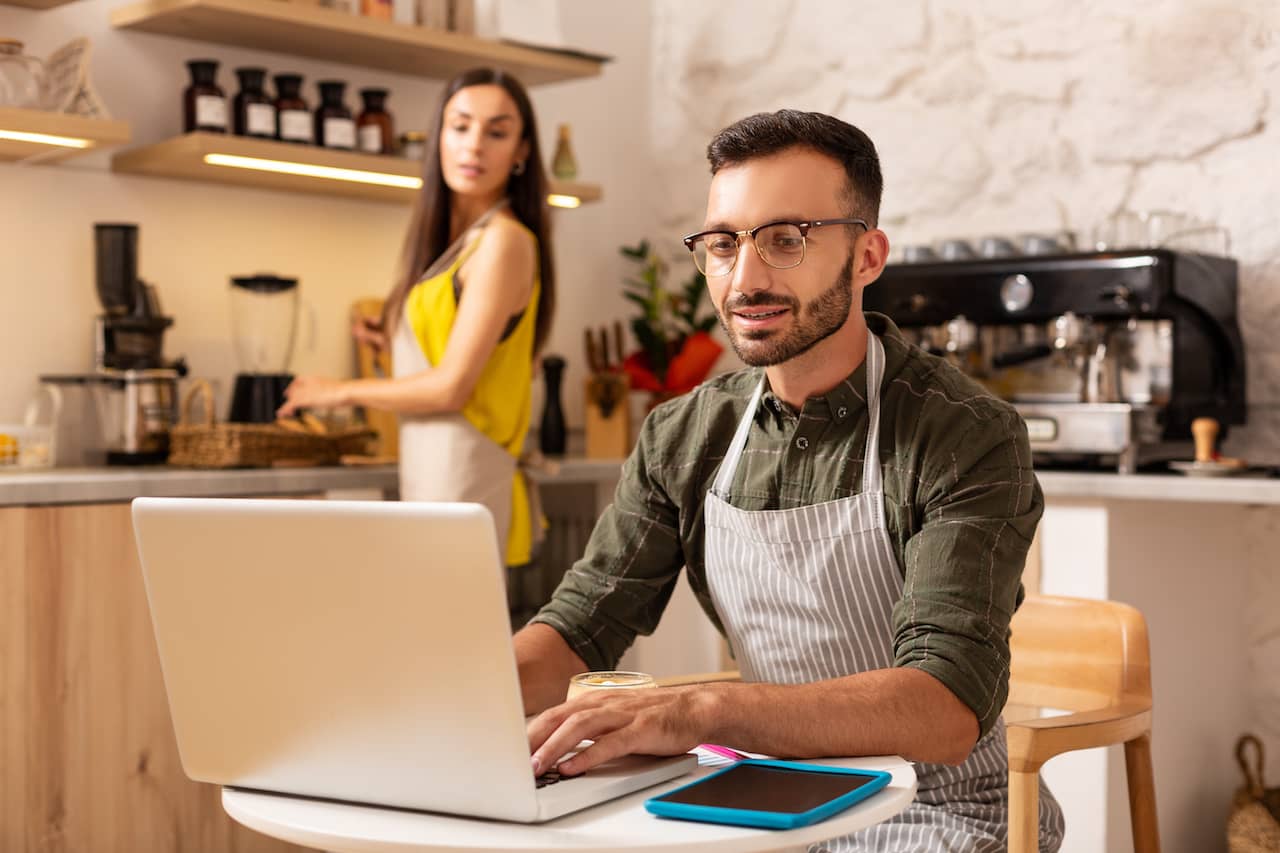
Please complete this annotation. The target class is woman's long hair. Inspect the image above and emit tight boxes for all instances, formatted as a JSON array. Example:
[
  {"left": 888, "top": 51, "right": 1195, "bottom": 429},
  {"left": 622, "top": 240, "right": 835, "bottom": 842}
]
[{"left": 382, "top": 68, "right": 555, "bottom": 353}]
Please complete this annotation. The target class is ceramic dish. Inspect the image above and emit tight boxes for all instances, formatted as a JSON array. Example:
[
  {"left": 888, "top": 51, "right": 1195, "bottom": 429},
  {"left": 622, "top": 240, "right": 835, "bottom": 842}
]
[{"left": 1169, "top": 460, "right": 1247, "bottom": 477}]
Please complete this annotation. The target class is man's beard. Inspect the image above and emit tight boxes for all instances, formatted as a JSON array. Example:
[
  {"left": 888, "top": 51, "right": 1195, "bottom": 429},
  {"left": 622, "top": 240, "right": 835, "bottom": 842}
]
[{"left": 718, "top": 255, "right": 854, "bottom": 367}]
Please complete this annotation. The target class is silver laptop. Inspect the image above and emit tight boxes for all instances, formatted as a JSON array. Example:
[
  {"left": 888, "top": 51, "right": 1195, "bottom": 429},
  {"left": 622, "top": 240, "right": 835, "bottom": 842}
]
[{"left": 132, "top": 497, "right": 695, "bottom": 822}]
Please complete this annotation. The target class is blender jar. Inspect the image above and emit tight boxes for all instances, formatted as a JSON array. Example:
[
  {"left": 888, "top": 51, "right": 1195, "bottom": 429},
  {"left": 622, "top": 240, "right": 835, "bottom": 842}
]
[{"left": 230, "top": 274, "right": 300, "bottom": 374}]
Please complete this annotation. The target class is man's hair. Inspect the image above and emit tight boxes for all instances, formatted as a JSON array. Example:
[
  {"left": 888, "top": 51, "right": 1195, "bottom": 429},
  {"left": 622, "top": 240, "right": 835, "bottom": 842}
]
[{"left": 706, "top": 110, "right": 883, "bottom": 226}]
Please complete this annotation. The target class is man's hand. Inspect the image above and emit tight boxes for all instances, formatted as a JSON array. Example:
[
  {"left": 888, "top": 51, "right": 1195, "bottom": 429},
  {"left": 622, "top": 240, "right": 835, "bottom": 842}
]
[{"left": 526, "top": 685, "right": 717, "bottom": 777}]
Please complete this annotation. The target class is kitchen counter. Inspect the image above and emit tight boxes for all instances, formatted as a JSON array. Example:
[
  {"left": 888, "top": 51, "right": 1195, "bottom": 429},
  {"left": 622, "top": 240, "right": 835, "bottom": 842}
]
[
  {"left": 0, "top": 457, "right": 628, "bottom": 507},
  {"left": 0, "top": 464, "right": 400, "bottom": 506},
  {"left": 1037, "top": 469, "right": 1280, "bottom": 504}
]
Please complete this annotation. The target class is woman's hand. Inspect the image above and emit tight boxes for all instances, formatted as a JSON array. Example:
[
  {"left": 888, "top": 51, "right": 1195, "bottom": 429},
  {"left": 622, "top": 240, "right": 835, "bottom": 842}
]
[
  {"left": 352, "top": 315, "right": 388, "bottom": 353},
  {"left": 277, "top": 376, "right": 351, "bottom": 417}
]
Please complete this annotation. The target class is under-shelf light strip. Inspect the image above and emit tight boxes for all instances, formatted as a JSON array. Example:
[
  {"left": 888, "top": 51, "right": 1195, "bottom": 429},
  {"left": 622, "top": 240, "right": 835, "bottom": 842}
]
[
  {"left": 204, "top": 153, "right": 422, "bottom": 188},
  {"left": 204, "top": 152, "right": 585, "bottom": 207},
  {"left": 0, "top": 129, "right": 92, "bottom": 148}
]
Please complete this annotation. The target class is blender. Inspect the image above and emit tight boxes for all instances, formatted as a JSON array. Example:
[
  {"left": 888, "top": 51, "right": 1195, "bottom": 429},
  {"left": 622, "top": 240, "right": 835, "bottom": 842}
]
[{"left": 228, "top": 274, "right": 302, "bottom": 423}]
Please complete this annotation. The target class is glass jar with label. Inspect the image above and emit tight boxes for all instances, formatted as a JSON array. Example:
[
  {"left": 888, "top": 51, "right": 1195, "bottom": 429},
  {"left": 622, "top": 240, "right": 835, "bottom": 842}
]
[
  {"left": 273, "top": 73, "right": 312, "bottom": 144},
  {"left": 184, "top": 59, "right": 227, "bottom": 133},
  {"left": 356, "top": 88, "right": 394, "bottom": 155},
  {"left": 399, "top": 130, "right": 426, "bottom": 161},
  {"left": 315, "top": 81, "right": 355, "bottom": 150},
  {"left": 232, "top": 67, "right": 276, "bottom": 139}
]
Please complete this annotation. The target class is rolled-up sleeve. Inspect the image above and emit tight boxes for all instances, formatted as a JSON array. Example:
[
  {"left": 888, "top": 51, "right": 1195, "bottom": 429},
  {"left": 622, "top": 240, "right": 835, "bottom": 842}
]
[
  {"left": 893, "top": 408, "right": 1041, "bottom": 738},
  {"left": 529, "top": 410, "right": 687, "bottom": 672}
]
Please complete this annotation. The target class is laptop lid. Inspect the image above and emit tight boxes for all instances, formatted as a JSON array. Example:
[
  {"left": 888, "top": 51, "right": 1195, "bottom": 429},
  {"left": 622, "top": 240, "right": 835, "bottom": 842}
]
[{"left": 132, "top": 497, "right": 543, "bottom": 821}]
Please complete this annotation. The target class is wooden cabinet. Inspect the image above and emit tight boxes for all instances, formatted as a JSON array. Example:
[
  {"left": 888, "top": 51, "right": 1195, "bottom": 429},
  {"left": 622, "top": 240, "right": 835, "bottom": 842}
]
[{"left": 0, "top": 503, "right": 312, "bottom": 853}]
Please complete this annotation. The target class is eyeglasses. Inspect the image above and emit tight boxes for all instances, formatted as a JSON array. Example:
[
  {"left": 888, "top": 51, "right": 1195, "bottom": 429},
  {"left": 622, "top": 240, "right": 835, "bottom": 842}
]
[{"left": 682, "top": 218, "right": 869, "bottom": 277}]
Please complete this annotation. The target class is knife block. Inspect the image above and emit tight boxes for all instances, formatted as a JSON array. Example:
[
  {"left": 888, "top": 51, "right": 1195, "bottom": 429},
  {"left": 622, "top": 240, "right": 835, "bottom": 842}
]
[{"left": 584, "top": 374, "right": 631, "bottom": 459}]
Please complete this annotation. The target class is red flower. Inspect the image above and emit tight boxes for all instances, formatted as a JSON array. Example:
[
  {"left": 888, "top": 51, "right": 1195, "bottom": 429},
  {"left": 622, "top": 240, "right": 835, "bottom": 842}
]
[{"left": 623, "top": 332, "right": 723, "bottom": 395}]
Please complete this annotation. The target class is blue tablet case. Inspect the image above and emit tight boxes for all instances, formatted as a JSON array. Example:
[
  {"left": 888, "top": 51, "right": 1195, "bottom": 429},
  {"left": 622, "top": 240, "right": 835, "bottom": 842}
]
[{"left": 644, "top": 759, "right": 893, "bottom": 830}]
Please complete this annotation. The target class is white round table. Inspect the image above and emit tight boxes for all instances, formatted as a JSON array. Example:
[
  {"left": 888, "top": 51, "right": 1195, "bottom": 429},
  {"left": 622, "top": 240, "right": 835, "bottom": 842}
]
[{"left": 223, "top": 755, "right": 917, "bottom": 853}]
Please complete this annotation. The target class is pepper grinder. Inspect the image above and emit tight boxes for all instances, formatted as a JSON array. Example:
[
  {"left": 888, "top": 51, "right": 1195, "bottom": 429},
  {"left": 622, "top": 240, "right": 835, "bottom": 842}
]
[{"left": 539, "top": 355, "right": 567, "bottom": 456}]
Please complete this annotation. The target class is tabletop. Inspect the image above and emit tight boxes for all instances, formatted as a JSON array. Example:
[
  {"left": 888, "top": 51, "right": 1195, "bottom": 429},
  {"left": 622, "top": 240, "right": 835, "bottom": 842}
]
[{"left": 222, "top": 755, "right": 917, "bottom": 853}]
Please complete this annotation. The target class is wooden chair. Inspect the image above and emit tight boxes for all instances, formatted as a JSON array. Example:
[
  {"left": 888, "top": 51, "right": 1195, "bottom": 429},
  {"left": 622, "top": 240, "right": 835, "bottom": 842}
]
[
  {"left": 655, "top": 594, "right": 1160, "bottom": 853},
  {"left": 1005, "top": 594, "right": 1160, "bottom": 853}
]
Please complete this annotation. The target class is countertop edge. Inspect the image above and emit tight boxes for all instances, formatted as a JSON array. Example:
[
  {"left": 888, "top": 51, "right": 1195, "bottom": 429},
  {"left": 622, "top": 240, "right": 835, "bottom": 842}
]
[{"left": 4, "top": 465, "right": 1278, "bottom": 508}]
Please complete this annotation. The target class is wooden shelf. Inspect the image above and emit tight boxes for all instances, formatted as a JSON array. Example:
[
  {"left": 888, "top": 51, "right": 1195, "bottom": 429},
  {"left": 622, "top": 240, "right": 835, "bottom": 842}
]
[
  {"left": 0, "top": 107, "right": 131, "bottom": 164},
  {"left": 111, "top": 132, "right": 602, "bottom": 205},
  {"left": 110, "top": 0, "right": 606, "bottom": 86},
  {"left": 0, "top": 0, "right": 79, "bottom": 8}
]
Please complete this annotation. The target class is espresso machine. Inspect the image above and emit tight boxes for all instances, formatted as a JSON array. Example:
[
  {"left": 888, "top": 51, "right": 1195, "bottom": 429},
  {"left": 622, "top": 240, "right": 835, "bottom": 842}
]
[
  {"left": 864, "top": 246, "right": 1246, "bottom": 472},
  {"left": 43, "top": 223, "right": 187, "bottom": 465}
]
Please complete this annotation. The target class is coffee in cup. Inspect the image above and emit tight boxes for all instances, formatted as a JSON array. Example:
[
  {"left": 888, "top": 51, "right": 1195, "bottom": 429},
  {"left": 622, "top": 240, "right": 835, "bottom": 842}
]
[{"left": 566, "top": 670, "right": 656, "bottom": 701}]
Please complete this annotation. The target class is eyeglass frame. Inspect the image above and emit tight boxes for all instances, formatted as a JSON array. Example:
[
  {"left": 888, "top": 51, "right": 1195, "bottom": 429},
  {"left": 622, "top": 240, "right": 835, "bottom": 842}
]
[{"left": 682, "top": 218, "right": 870, "bottom": 277}]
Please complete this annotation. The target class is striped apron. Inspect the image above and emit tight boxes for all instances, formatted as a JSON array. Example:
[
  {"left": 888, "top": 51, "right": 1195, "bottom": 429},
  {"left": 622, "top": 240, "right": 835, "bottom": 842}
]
[{"left": 703, "top": 331, "right": 1065, "bottom": 852}]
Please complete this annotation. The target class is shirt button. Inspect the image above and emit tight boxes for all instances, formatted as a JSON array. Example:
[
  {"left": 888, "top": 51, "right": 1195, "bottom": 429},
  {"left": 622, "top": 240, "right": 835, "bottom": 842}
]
[
  {"left": 837, "top": 406, "right": 849, "bottom": 419},
  {"left": 796, "top": 437, "right": 809, "bottom": 450}
]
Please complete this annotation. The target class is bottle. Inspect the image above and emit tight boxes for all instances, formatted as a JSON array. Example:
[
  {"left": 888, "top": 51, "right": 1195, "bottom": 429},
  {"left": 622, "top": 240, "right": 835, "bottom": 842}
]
[
  {"left": 356, "top": 88, "right": 394, "bottom": 155},
  {"left": 360, "top": 0, "right": 392, "bottom": 18},
  {"left": 0, "top": 39, "right": 46, "bottom": 109},
  {"left": 232, "top": 67, "right": 276, "bottom": 139},
  {"left": 314, "top": 80, "right": 355, "bottom": 150},
  {"left": 183, "top": 59, "right": 227, "bottom": 134},
  {"left": 398, "top": 130, "right": 426, "bottom": 161},
  {"left": 551, "top": 123, "right": 578, "bottom": 180},
  {"left": 273, "top": 73, "right": 312, "bottom": 144},
  {"left": 539, "top": 356, "right": 567, "bottom": 456}
]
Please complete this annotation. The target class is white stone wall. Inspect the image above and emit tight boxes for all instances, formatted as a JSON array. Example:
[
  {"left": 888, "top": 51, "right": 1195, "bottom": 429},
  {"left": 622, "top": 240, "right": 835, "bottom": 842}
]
[{"left": 646, "top": 0, "right": 1280, "bottom": 464}]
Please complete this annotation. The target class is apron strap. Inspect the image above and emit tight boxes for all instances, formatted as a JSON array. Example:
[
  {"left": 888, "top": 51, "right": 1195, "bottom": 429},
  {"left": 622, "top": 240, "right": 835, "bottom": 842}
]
[
  {"left": 861, "top": 332, "right": 886, "bottom": 495},
  {"left": 711, "top": 374, "right": 766, "bottom": 497}
]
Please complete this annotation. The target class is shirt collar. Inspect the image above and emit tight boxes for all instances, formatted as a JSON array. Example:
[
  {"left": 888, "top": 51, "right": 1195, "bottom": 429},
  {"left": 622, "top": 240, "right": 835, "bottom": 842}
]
[{"left": 758, "top": 312, "right": 907, "bottom": 423}]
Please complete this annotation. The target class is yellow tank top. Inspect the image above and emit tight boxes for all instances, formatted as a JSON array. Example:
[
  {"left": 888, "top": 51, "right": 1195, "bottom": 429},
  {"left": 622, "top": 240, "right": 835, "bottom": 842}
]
[{"left": 402, "top": 221, "right": 540, "bottom": 566}]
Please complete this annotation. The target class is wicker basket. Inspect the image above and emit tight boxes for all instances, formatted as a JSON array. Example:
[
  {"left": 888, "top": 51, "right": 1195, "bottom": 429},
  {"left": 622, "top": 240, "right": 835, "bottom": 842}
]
[
  {"left": 168, "top": 380, "right": 373, "bottom": 468},
  {"left": 1228, "top": 734, "right": 1280, "bottom": 852}
]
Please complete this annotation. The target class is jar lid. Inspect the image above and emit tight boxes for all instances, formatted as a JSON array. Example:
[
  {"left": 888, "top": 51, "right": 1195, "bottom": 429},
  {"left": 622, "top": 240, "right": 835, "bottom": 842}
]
[
  {"left": 400, "top": 130, "right": 426, "bottom": 142},
  {"left": 232, "top": 274, "right": 298, "bottom": 293}
]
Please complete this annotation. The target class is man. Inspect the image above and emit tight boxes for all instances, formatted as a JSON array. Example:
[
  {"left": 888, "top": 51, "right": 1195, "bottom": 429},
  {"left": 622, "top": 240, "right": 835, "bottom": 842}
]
[{"left": 515, "top": 110, "right": 1065, "bottom": 852}]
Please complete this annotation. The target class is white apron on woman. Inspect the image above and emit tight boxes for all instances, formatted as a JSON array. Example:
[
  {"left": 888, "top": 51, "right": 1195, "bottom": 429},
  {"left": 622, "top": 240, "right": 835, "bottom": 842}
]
[
  {"left": 391, "top": 203, "right": 521, "bottom": 558},
  {"left": 702, "top": 331, "right": 1065, "bottom": 852}
]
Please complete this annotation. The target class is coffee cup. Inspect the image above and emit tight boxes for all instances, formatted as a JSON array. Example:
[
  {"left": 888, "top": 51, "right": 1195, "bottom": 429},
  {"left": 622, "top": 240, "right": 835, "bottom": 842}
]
[{"left": 566, "top": 670, "right": 656, "bottom": 701}]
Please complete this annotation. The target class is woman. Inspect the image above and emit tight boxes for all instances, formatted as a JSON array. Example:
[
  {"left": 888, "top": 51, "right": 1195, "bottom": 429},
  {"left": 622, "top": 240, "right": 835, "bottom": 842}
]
[{"left": 279, "top": 68, "right": 555, "bottom": 568}]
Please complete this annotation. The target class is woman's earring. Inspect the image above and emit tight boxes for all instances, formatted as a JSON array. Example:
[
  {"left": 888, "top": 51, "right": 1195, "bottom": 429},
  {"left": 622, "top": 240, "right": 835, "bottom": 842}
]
[{"left": 512, "top": 160, "right": 526, "bottom": 176}]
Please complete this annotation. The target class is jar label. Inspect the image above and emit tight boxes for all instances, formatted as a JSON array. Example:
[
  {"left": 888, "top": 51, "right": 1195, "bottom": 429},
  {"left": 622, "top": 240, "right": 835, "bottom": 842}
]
[
  {"left": 358, "top": 124, "right": 383, "bottom": 153},
  {"left": 324, "top": 118, "right": 356, "bottom": 149},
  {"left": 280, "top": 110, "right": 312, "bottom": 142},
  {"left": 195, "top": 95, "right": 227, "bottom": 130},
  {"left": 247, "top": 103, "right": 276, "bottom": 136}
]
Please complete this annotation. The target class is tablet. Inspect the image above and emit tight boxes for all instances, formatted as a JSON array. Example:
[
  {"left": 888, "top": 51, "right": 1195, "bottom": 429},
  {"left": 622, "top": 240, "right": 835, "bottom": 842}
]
[{"left": 644, "top": 759, "right": 893, "bottom": 830}]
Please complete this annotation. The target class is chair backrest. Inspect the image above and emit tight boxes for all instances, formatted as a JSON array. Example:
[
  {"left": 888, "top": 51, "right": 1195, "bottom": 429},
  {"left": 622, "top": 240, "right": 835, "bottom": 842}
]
[{"left": 1008, "top": 594, "right": 1152, "bottom": 714}]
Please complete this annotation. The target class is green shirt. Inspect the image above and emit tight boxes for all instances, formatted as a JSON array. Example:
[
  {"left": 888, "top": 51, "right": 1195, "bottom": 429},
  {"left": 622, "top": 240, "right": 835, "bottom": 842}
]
[{"left": 532, "top": 312, "right": 1040, "bottom": 737}]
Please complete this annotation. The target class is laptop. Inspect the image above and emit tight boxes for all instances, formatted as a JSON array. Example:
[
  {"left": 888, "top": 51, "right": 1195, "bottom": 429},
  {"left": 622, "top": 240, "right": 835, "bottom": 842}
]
[{"left": 132, "top": 497, "right": 696, "bottom": 822}]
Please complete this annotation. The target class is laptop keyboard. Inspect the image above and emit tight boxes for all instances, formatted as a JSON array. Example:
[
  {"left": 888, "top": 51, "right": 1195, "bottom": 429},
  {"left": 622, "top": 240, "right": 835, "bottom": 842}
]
[{"left": 535, "top": 768, "right": 578, "bottom": 789}]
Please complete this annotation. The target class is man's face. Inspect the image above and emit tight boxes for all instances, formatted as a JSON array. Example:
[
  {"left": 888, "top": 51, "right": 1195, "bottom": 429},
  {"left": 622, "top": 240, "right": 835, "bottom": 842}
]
[{"left": 701, "top": 149, "right": 869, "bottom": 367}]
